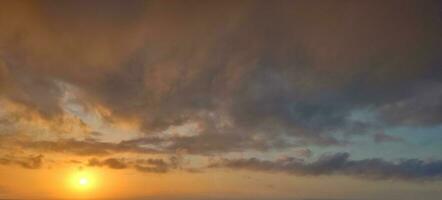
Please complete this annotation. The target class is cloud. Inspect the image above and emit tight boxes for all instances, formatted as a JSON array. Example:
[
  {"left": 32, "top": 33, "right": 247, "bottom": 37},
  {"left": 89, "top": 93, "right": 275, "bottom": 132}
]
[
  {"left": 18, "top": 138, "right": 158, "bottom": 156},
  {"left": 88, "top": 158, "right": 128, "bottom": 169},
  {"left": 293, "top": 148, "right": 313, "bottom": 158},
  {"left": 373, "top": 132, "right": 404, "bottom": 144},
  {"left": 134, "top": 158, "right": 174, "bottom": 173},
  {"left": 379, "top": 82, "right": 442, "bottom": 126},
  {"left": 0, "top": 154, "right": 44, "bottom": 169},
  {"left": 87, "top": 156, "right": 182, "bottom": 173},
  {"left": 209, "top": 152, "right": 442, "bottom": 181},
  {"left": 0, "top": 0, "right": 440, "bottom": 157}
]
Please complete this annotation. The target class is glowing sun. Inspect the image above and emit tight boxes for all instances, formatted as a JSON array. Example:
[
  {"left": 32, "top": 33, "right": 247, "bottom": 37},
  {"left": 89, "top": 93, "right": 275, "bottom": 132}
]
[
  {"left": 68, "top": 170, "right": 98, "bottom": 191},
  {"left": 78, "top": 177, "right": 89, "bottom": 186}
]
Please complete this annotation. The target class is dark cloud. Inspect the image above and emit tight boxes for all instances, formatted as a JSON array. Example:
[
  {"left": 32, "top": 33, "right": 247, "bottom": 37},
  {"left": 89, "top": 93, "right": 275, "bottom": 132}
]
[
  {"left": 3, "top": 134, "right": 291, "bottom": 157},
  {"left": 67, "top": 159, "right": 82, "bottom": 164},
  {"left": 379, "top": 82, "right": 442, "bottom": 126},
  {"left": 209, "top": 152, "right": 442, "bottom": 181},
  {"left": 88, "top": 157, "right": 128, "bottom": 169},
  {"left": 88, "top": 156, "right": 182, "bottom": 173},
  {"left": 0, "top": 154, "right": 44, "bottom": 169},
  {"left": 373, "top": 132, "right": 404, "bottom": 144},
  {"left": 118, "top": 133, "right": 294, "bottom": 155},
  {"left": 18, "top": 138, "right": 158, "bottom": 156},
  {"left": 0, "top": 0, "right": 440, "bottom": 156},
  {"left": 134, "top": 158, "right": 172, "bottom": 173},
  {"left": 293, "top": 148, "right": 313, "bottom": 158}
]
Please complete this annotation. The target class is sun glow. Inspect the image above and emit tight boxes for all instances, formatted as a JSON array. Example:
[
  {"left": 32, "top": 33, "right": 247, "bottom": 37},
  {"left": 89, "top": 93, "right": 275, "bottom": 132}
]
[
  {"left": 79, "top": 177, "right": 89, "bottom": 186},
  {"left": 68, "top": 169, "right": 98, "bottom": 192}
]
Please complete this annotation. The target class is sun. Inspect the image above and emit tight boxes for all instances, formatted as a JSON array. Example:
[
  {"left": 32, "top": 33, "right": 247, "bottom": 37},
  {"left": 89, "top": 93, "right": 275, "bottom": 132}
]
[
  {"left": 78, "top": 177, "right": 89, "bottom": 186},
  {"left": 74, "top": 175, "right": 93, "bottom": 188},
  {"left": 64, "top": 168, "right": 105, "bottom": 198},
  {"left": 68, "top": 170, "right": 98, "bottom": 191}
]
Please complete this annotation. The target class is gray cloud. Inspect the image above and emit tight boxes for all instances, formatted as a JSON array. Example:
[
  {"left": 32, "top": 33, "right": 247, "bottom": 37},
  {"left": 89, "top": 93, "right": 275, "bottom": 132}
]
[
  {"left": 0, "top": 0, "right": 440, "bottom": 156},
  {"left": 88, "top": 156, "right": 181, "bottom": 173},
  {"left": 0, "top": 154, "right": 44, "bottom": 169},
  {"left": 19, "top": 139, "right": 158, "bottom": 156},
  {"left": 88, "top": 157, "right": 128, "bottom": 169},
  {"left": 2, "top": 134, "right": 291, "bottom": 158},
  {"left": 379, "top": 82, "right": 442, "bottom": 126},
  {"left": 209, "top": 152, "right": 442, "bottom": 181},
  {"left": 293, "top": 148, "right": 313, "bottom": 158},
  {"left": 373, "top": 132, "right": 404, "bottom": 144},
  {"left": 134, "top": 158, "right": 174, "bottom": 173}
]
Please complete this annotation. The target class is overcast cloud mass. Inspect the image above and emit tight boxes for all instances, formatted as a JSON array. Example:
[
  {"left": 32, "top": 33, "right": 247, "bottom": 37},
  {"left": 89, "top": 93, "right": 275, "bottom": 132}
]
[{"left": 0, "top": 0, "right": 441, "bottom": 199}]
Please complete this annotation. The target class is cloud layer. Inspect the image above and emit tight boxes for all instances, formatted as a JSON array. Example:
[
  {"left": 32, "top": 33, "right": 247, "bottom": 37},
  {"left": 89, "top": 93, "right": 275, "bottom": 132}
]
[{"left": 0, "top": 0, "right": 441, "bottom": 181}]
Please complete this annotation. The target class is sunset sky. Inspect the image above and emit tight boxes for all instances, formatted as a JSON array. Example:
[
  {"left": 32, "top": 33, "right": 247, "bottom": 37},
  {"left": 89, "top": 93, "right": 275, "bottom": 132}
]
[{"left": 0, "top": 0, "right": 441, "bottom": 199}]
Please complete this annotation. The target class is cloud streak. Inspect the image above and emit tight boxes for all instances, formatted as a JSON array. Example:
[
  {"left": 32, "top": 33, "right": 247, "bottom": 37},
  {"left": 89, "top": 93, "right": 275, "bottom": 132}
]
[
  {"left": 20, "top": 139, "right": 158, "bottom": 156},
  {"left": 209, "top": 152, "right": 442, "bottom": 181},
  {"left": 87, "top": 156, "right": 182, "bottom": 173},
  {"left": 0, "top": 154, "right": 44, "bottom": 169},
  {"left": 373, "top": 132, "right": 404, "bottom": 144}
]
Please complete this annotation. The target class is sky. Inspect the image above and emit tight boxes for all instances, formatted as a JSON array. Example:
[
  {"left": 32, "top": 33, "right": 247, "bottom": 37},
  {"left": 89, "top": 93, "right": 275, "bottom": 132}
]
[{"left": 0, "top": 0, "right": 441, "bottom": 199}]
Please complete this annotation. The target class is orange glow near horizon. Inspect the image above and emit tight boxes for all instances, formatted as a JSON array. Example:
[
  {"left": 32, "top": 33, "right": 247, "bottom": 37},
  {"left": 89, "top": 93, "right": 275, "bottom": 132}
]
[{"left": 66, "top": 169, "right": 100, "bottom": 198}]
